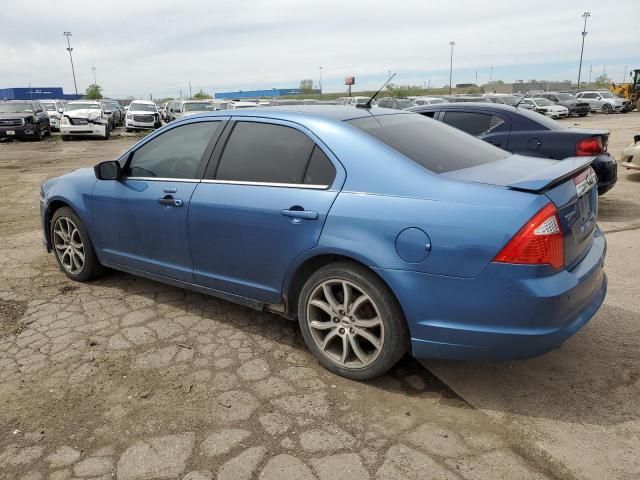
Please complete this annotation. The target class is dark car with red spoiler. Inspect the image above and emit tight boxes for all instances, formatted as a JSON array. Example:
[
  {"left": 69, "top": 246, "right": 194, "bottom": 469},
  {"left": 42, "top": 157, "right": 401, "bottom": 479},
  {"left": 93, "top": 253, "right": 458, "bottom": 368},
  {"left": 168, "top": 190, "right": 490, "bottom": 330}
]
[{"left": 407, "top": 102, "right": 617, "bottom": 195}]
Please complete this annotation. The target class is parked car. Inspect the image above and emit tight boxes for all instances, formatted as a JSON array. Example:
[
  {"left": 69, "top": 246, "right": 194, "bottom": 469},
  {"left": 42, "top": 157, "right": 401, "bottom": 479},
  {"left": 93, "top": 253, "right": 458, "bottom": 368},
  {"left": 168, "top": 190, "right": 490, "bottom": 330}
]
[
  {"left": 0, "top": 100, "right": 51, "bottom": 140},
  {"left": 347, "top": 96, "right": 376, "bottom": 106},
  {"left": 412, "top": 96, "right": 445, "bottom": 106},
  {"left": 519, "top": 98, "right": 569, "bottom": 119},
  {"left": 225, "top": 101, "right": 258, "bottom": 110},
  {"left": 60, "top": 101, "right": 110, "bottom": 140},
  {"left": 40, "top": 106, "right": 606, "bottom": 380},
  {"left": 165, "top": 100, "right": 182, "bottom": 122},
  {"left": 99, "top": 100, "right": 122, "bottom": 128},
  {"left": 125, "top": 101, "right": 161, "bottom": 131},
  {"left": 376, "top": 97, "right": 416, "bottom": 110},
  {"left": 40, "top": 99, "right": 66, "bottom": 131},
  {"left": 482, "top": 94, "right": 523, "bottom": 107},
  {"left": 621, "top": 133, "right": 640, "bottom": 171},
  {"left": 537, "top": 92, "right": 590, "bottom": 117},
  {"left": 408, "top": 102, "right": 617, "bottom": 195},
  {"left": 575, "top": 91, "right": 631, "bottom": 113}
]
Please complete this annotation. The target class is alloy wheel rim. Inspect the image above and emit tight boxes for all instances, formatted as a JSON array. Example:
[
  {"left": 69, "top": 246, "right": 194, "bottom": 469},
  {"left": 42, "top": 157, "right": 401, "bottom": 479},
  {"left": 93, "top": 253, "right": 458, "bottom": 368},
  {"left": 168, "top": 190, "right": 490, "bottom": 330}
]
[
  {"left": 307, "top": 279, "right": 384, "bottom": 369},
  {"left": 53, "top": 217, "right": 85, "bottom": 274}
]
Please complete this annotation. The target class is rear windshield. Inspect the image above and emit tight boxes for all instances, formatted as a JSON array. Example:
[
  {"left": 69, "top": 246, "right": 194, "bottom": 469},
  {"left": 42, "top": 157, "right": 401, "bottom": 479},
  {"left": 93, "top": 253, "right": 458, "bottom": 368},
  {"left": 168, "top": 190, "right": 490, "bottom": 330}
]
[{"left": 348, "top": 113, "right": 509, "bottom": 173}]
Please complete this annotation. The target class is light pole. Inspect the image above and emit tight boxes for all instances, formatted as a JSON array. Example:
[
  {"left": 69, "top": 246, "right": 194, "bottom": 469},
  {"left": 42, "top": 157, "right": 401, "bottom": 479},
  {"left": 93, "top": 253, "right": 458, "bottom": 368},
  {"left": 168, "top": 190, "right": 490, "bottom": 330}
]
[
  {"left": 63, "top": 32, "right": 78, "bottom": 96},
  {"left": 319, "top": 66, "right": 323, "bottom": 99},
  {"left": 91, "top": 66, "right": 97, "bottom": 86},
  {"left": 577, "top": 11, "right": 590, "bottom": 88},
  {"left": 489, "top": 66, "right": 493, "bottom": 87},
  {"left": 623, "top": 65, "right": 628, "bottom": 82},
  {"left": 448, "top": 41, "right": 455, "bottom": 94}
]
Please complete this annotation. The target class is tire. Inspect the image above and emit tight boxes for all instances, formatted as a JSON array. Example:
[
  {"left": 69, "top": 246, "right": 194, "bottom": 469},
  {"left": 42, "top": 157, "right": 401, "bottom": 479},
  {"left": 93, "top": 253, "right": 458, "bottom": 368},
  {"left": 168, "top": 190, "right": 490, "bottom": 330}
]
[
  {"left": 103, "top": 126, "right": 110, "bottom": 140},
  {"left": 298, "top": 262, "right": 409, "bottom": 380},
  {"left": 602, "top": 103, "right": 613, "bottom": 114},
  {"left": 50, "top": 207, "right": 104, "bottom": 282},
  {"left": 44, "top": 126, "right": 51, "bottom": 137},
  {"left": 579, "top": 113, "right": 588, "bottom": 117}
]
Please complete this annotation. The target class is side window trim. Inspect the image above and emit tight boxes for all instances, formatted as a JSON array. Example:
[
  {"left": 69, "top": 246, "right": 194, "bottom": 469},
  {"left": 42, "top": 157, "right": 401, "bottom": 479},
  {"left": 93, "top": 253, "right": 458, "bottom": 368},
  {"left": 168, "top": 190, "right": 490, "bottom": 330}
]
[
  {"left": 123, "top": 118, "right": 228, "bottom": 181},
  {"left": 203, "top": 118, "right": 340, "bottom": 190}
]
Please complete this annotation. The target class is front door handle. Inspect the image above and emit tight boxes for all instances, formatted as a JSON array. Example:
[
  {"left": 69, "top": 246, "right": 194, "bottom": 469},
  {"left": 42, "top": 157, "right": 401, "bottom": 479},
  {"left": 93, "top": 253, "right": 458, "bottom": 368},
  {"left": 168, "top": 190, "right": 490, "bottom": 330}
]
[
  {"left": 158, "top": 196, "right": 183, "bottom": 207},
  {"left": 281, "top": 208, "right": 319, "bottom": 220}
]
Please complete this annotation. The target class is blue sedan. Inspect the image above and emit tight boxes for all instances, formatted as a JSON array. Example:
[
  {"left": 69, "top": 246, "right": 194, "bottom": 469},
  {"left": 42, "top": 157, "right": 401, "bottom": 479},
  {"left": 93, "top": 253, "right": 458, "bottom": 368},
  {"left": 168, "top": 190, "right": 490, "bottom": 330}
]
[{"left": 40, "top": 106, "right": 607, "bottom": 380}]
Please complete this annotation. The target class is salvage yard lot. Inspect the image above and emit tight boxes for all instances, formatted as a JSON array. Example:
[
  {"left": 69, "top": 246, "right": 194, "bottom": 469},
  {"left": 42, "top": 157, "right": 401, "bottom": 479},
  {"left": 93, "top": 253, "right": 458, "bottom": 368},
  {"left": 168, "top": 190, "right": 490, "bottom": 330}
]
[{"left": 0, "top": 113, "right": 639, "bottom": 479}]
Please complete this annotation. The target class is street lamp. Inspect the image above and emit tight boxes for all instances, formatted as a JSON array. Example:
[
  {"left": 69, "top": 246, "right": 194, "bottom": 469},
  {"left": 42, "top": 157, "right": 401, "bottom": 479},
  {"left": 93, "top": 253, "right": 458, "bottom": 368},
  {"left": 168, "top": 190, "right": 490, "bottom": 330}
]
[
  {"left": 63, "top": 32, "right": 78, "bottom": 96},
  {"left": 319, "top": 66, "right": 323, "bottom": 99},
  {"left": 91, "top": 66, "right": 97, "bottom": 86},
  {"left": 449, "top": 41, "right": 455, "bottom": 94},
  {"left": 577, "top": 11, "right": 590, "bottom": 88},
  {"left": 489, "top": 66, "right": 493, "bottom": 87}
]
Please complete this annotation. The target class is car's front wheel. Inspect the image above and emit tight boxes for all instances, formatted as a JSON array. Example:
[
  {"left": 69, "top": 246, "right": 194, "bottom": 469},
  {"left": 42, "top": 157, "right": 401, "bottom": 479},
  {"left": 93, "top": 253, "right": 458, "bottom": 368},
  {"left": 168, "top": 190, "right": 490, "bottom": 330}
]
[
  {"left": 298, "top": 262, "right": 408, "bottom": 380},
  {"left": 50, "top": 207, "right": 104, "bottom": 282},
  {"left": 602, "top": 103, "right": 613, "bottom": 114}
]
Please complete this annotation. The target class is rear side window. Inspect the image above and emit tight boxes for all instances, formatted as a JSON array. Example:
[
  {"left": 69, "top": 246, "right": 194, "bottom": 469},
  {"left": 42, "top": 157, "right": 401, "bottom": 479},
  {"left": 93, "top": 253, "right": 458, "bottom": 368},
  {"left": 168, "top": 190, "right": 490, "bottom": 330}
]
[
  {"left": 304, "top": 146, "right": 336, "bottom": 186},
  {"left": 441, "top": 111, "right": 505, "bottom": 136},
  {"left": 127, "top": 122, "right": 220, "bottom": 179},
  {"left": 348, "top": 113, "right": 509, "bottom": 174},
  {"left": 216, "top": 122, "right": 314, "bottom": 184}
]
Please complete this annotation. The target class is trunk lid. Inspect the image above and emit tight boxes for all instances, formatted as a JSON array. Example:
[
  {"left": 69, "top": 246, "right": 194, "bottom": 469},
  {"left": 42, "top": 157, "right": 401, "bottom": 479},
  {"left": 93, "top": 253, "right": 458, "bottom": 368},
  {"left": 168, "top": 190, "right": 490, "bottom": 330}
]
[{"left": 443, "top": 154, "right": 598, "bottom": 269}]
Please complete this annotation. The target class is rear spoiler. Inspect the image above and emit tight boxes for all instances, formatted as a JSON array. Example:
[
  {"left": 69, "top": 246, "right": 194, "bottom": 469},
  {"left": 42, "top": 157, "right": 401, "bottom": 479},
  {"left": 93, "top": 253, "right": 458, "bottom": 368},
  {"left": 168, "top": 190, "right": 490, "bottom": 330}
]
[{"left": 507, "top": 156, "right": 594, "bottom": 193}]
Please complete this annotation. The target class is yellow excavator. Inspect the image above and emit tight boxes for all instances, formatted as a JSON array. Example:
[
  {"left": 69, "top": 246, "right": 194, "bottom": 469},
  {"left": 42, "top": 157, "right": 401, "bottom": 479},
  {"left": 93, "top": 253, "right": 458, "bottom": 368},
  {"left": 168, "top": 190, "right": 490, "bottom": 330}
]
[{"left": 609, "top": 69, "right": 640, "bottom": 111}]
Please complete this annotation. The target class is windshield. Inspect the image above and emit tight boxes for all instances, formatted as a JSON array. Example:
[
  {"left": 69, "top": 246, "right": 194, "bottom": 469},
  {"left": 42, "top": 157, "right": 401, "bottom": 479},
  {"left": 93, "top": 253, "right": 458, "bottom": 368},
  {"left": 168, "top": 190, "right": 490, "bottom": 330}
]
[
  {"left": 395, "top": 100, "right": 415, "bottom": 109},
  {"left": 497, "top": 95, "right": 520, "bottom": 105},
  {"left": 534, "top": 98, "right": 554, "bottom": 106},
  {"left": 0, "top": 102, "right": 33, "bottom": 113},
  {"left": 599, "top": 91, "right": 615, "bottom": 98},
  {"left": 43, "top": 104, "right": 57, "bottom": 111},
  {"left": 348, "top": 113, "right": 509, "bottom": 174},
  {"left": 556, "top": 93, "right": 574, "bottom": 100},
  {"left": 65, "top": 103, "right": 100, "bottom": 111},
  {"left": 129, "top": 103, "right": 157, "bottom": 112},
  {"left": 99, "top": 102, "right": 114, "bottom": 111},
  {"left": 183, "top": 102, "right": 215, "bottom": 112}
]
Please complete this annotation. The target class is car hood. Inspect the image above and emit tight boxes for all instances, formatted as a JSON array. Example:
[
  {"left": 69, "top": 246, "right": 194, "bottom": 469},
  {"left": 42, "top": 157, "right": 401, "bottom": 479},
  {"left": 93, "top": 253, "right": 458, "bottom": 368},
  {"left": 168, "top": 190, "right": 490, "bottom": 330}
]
[
  {"left": 539, "top": 105, "right": 566, "bottom": 111},
  {"left": 43, "top": 167, "right": 95, "bottom": 192},
  {"left": 182, "top": 110, "right": 209, "bottom": 116},
  {"left": 0, "top": 112, "right": 33, "bottom": 119},
  {"left": 128, "top": 110, "right": 157, "bottom": 115},
  {"left": 65, "top": 109, "right": 102, "bottom": 120}
]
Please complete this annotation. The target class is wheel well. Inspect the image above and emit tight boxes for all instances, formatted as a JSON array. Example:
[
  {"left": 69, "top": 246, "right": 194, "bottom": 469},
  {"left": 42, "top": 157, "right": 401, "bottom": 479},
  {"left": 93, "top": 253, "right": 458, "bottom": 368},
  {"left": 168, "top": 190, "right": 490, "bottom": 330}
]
[
  {"left": 43, "top": 200, "right": 71, "bottom": 249},
  {"left": 284, "top": 254, "right": 403, "bottom": 321}
]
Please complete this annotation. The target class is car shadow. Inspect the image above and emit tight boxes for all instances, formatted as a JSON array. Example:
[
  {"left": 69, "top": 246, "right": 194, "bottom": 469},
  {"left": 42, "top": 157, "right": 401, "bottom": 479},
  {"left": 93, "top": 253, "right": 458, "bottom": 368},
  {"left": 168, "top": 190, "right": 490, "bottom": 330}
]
[
  {"left": 91, "top": 269, "right": 465, "bottom": 404},
  {"left": 626, "top": 172, "right": 640, "bottom": 183},
  {"left": 598, "top": 195, "right": 640, "bottom": 223},
  {"left": 422, "top": 303, "right": 640, "bottom": 427}
]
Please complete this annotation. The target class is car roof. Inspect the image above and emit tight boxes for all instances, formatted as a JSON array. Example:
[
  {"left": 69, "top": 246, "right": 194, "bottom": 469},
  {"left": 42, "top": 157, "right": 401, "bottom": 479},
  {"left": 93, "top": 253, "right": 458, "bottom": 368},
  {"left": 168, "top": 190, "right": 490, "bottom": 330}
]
[
  {"left": 409, "top": 102, "right": 519, "bottom": 112},
  {"left": 130, "top": 100, "right": 155, "bottom": 104},
  {"left": 173, "top": 105, "right": 410, "bottom": 122},
  {"left": 67, "top": 100, "right": 100, "bottom": 104}
]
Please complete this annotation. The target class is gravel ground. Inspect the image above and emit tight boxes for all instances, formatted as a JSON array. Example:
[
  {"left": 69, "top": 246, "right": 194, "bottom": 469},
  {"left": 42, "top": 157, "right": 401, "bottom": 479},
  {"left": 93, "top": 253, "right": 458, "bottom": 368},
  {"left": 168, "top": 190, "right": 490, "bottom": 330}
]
[{"left": 0, "top": 113, "right": 638, "bottom": 480}]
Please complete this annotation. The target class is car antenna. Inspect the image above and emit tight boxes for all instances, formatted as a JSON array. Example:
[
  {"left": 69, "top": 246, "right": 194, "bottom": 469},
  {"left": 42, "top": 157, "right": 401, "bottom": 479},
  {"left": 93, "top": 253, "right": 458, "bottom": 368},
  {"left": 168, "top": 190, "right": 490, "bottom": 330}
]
[
  {"left": 514, "top": 91, "right": 531, "bottom": 109},
  {"left": 357, "top": 72, "right": 396, "bottom": 108}
]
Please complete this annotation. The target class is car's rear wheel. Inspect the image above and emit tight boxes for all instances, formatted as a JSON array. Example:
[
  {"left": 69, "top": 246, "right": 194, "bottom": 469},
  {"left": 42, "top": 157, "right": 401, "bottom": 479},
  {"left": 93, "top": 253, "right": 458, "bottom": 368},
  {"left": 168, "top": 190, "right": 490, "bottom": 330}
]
[
  {"left": 298, "top": 262, "right": 408, "bottom": 380},
  {"left": 51, "top": 207, "right": 104, "bottom": 282},
  {"left": 602, "top": 103, "right": 613, "bottom": 114},
  {"left": 103, "top": 126, "right": 110, "bottom": 140}
]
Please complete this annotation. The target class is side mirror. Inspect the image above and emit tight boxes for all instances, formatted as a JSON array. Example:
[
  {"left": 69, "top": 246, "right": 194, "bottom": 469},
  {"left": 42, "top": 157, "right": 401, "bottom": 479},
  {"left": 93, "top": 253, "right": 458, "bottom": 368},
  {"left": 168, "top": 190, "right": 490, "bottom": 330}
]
[{"left": 94, "top": 160, "right": 121, "bottom": 180}]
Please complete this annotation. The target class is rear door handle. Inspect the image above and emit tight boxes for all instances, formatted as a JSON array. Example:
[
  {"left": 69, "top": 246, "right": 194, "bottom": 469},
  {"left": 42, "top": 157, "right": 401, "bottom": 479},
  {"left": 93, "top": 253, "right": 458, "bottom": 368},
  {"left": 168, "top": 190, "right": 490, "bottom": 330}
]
[
  {"left": 281, "top": 208, "right": 319, "bottom": 220},
  {"left": 158, "top": 196, "right": 183, "bottom": 207}
]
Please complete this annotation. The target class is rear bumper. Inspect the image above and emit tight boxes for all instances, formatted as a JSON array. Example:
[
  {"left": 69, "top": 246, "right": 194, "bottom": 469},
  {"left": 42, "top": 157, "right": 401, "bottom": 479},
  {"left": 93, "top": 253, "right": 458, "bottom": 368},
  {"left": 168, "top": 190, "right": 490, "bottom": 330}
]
[
  {"left": 592, "top": 154, "right": 617, "bottom": 195},
  {"left": 375, "top": 228, "right": 607, "bottom": 361}
]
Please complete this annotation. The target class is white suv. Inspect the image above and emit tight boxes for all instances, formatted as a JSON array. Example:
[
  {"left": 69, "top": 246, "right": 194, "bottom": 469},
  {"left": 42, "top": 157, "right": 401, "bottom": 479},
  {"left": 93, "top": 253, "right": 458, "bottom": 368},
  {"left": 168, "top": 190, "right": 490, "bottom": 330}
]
[
  {"left": 125, "top": 101, "right": 161, "bottom": 130},
  {"left": 40, "top": 100, "right": 66, "bottom": 131},
  {"left": 575, "top": 91, "right": 630, "bottom": 113}
]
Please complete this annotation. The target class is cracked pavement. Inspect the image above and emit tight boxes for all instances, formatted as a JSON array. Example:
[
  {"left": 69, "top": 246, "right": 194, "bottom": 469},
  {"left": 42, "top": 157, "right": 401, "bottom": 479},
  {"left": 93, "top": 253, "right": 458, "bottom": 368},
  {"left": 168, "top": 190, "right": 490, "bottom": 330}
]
[{"left": 1, "top": 113, "right": 639, "bottom": 479}]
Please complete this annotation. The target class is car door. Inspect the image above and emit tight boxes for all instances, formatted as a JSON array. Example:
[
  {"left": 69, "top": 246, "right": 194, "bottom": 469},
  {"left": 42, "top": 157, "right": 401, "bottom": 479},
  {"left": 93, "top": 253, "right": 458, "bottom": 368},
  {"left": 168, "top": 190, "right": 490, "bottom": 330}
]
[
  {"left": 90, "top": 119, "right": 225, "bottom": 282},
  {"left": 188, "top": 118, "right": 344, "bottom": 303},
  {"left": 33, "top": 102, "right": 48, "bottom": 131},
  {"left": 439, "top": 110, "right": 510, "bottom": 148}
]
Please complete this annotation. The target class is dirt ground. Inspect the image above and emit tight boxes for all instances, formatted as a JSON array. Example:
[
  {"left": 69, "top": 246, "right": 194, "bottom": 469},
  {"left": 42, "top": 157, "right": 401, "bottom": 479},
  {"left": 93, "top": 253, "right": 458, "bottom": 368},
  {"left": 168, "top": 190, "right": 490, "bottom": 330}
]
[{"left": 0, "top": 113, "right": 638, "bottom": 480}]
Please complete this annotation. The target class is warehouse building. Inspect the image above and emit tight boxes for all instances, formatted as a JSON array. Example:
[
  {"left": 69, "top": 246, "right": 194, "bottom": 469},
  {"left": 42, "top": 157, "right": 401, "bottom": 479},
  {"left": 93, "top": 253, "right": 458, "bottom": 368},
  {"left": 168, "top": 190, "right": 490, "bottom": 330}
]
[
  {"left": 215, "top": 87, "right": 319, "bottom": 99},
  {"left": 0, "top": 87, "right": 81, "bottom": 101},
  {"left": 487, "top": 80, "right": 572, "bottom": 94}
]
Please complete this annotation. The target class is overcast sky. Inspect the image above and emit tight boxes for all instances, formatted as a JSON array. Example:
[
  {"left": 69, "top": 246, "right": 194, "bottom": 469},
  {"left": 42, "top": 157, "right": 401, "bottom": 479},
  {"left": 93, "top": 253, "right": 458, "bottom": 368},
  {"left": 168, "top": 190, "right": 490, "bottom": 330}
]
[{"left": 1, "top": 0, "right": 639, "bottom": 99}]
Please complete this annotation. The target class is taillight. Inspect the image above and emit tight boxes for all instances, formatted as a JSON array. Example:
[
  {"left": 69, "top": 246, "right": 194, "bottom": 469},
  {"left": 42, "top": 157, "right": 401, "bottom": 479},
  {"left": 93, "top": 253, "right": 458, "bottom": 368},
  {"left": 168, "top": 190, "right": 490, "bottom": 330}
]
[
  {"left": 576, "top": 137, "right": 603, "bottom": 156},
  {"left": 494, "top": 203, "right": 564, "bottom": 269}
]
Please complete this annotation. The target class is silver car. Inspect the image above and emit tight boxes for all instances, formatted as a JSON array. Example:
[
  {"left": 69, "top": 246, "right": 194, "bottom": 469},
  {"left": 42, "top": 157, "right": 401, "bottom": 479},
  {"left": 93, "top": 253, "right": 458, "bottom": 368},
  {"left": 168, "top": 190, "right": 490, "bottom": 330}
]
[{"left": 575, "top": 91, "right": 630, "bottom": 114}]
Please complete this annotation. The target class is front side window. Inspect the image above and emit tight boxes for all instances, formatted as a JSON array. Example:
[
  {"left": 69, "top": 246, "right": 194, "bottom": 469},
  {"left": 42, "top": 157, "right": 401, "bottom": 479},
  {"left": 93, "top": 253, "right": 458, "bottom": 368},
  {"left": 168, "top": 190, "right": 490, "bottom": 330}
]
[
  {"left": 127, "top": 122, "right": 220, "bottom": 179},
  {"left": 441, "top": 111, "right": 504, "bottom": 136},
  {"left": 215, "top": 122, "right": 315, "bottom": 184}
]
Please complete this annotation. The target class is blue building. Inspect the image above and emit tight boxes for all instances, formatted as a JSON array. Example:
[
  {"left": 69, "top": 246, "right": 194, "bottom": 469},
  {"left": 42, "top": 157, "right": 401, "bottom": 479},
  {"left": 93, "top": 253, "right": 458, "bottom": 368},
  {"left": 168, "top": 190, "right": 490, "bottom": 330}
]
[
  {"left": 0, "top": 87, "right": 82, "bottom": 101},
  {"left": 215, "top": 88, "right": 319, "bottom": 99}
]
